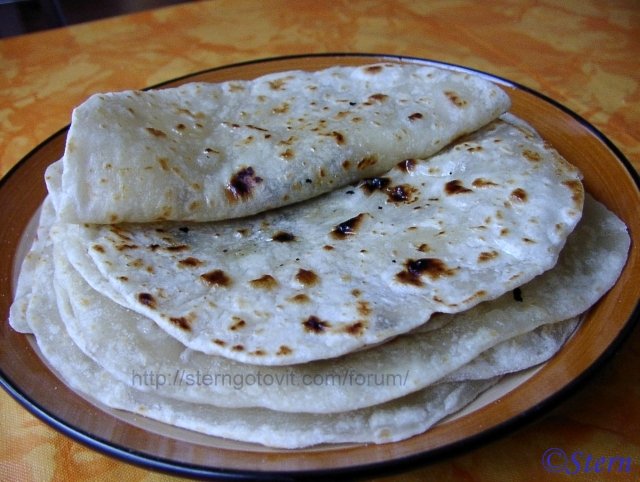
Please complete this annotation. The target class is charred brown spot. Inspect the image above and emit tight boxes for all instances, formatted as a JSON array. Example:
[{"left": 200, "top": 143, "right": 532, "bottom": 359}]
[
  {"left": 478, "top": 250, "right": 499, "bottom": 262},
  {"left": 510, "top": 188, "right": 528, "bottom": 203},
  {"left": 472, "top": 178, "right": 499, "bottom": 188},
  {"left": 272, "top": 102, "right": 289, "bottom": 114},
  {"left": 562, "top": 179, "right": 583, "bottom": 204},
  {"left": 213, "top": 338, "right": 227, "bottom": 346},
  {"left": 277, "top": 345, "right": 292, "bottom": 356},
  {"left": 268, "top": 78, "right": 287, "bottom": 90},
  {"left": 169, "top": 316, "right": 191, "bottom": 331},
  {"left": 500, "top": 227, "right": 510, "bottom": 236},
  {"left": 165, "top": 244, "right": 189, "bottom": 252},
  {"left": 445, "top": 180, "right": 473, "bottom": 195},
  {"left": 303, "top": 316, "right": 331, "bottom": 333},
  {"left": 117, "top": 276, "right": 129, "bottom": 282},
  {"left": 272, "top": 231, "right": 296, "bottom": 242},
  {"left": 289, "top": 293, "right": 310, "bottom": 303},
  {"left": 356, "top": 300, "right": 372, "bottom": 317},
  {"left": 137, "top": 292, "right": 157, "bottom": 309},
  {"left": 92, "top": 244, "right": 106, "bottom": 253},
  {"left": 397, "top": 159, "right": 417, "bottom": 172},
  {"left": 357, "top": 155, "right": 378, "bottom": 170},
  {"left": 146, "top": 127, "right": 167, "bottom": 137},
  {"left": 331, "top": 213, "right": 366, "bottom": 239},
  {"left": 418, "top": 243, "right": 431, "bottom": 252},
  {"left": 295, "top": 269, "right": 319, "bottom": 286},
  {"left": 251, "top": 349, "right": 266, "bottom": 356},
  {"left": 157, "top": 157, "right": 170, "bottom": 171},
  {"left": 200, "top": 269, "right": 232, "bottom": 287},
  {"left": 386, "top": 184, "right": 417, "bottom": 203},
  {"left": 323, "top": 244, "right": 335, "bottom": 251},
  {"left": 229, "top": 317, "right": 246, "bottom": 331},
  {"left": 342, "top": 160, "right": 351, "bottom": 169},
  {"left": 225, "top": 167, "right": 263, "bottom": 202},
  {"left": 115, "top": 244, "right": 138, "bottom": 251},
  {"left": 178, "top": 257, "right": 203, "bottom": 268},
  {"left": 364, "top": 65, "right": 384, "bottom": 74},
  {"left": 344, "top": 321, "right": 366, "bottom": 336},
  {"left": 360, "top": 177, "right": 391, "bottom": 194},
  {"left": 250, "top": 274, "right": 278, "bottom": 290},
  {"left": 368, "top": 93, "right": 388, "bottom": 102},
  {"left": 351, "top": 289, "right": 362, "bottom": 297},
  {"left": 522, "top": 149, "right": 541, "bottom": 162},
  {"left": 395, "top": 258, "right": 457, "bottom": 286},
  {"left": 232, "top": 344, "right": 245, "bottom": 351},
  {"left": 280, "top": 148, "right": 294, "bottom": 159},
  {"left": 408, "top": 112, "right": 423, "bottom": 121},
  {"left": 331, "top": 131, "right": 346, "bottom": 145},
  {"left": 444, "top": 90, "right": 467, "bottom": 107}
]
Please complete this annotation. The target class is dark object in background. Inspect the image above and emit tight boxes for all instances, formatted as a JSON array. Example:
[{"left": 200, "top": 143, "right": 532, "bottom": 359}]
[{"left": 0, "top": 0, "right": 194, "bottom": 38}]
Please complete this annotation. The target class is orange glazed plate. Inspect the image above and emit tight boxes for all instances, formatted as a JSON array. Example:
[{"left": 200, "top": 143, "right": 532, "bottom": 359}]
[{"left": 1, "top": 54, "right": 638, "bottom": 479}]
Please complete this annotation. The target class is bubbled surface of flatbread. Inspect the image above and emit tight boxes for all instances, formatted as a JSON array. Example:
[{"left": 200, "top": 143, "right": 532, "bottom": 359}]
[
  {"left": 55, "top": 114, "right": 584, "bottom": 365},
  {"left": 46, "top": 63, "right": 510, "bottom": 223}
]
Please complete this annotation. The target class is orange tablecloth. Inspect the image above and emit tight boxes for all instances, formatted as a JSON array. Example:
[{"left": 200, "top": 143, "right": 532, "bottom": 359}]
[{"left": 1, "top": 1, "right": 638, "bottom": 480}]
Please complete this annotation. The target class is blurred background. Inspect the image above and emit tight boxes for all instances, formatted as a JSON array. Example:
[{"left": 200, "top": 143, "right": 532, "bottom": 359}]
[{"left": 0, "top": 0, "right": 194, "bottom": 37}]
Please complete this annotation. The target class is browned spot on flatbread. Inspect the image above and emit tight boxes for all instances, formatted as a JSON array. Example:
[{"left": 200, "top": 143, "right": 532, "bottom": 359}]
[
  {"left": 408, "top": 112, "right": 423, "bottom": 121},
  {"left": 364, "top": 65, "right": 384, "bottom": 74},
  {"left": 445, "top": 180, "right": 473, "bottom": 195},
  {"left": 395, "top": 258, "right": 458, "bottom": 287},
  {"left": 272, "top": 231, "right": 296, "bottom": 242},
  {"left": 368, "top": 93, "right": 388, "bottom": 102},
  {"left": 232, "top": 344, "right": 245, "bottom": 351},
  {"left": 356, "top": 300, "right": 372, "bottom": 317},
  {"left": 562, "top": 179, "right": 584, "bottom": 204},
  {"left": 385, "top": 184, "right": 418, "bottom": 203},
  {"left": 303, "top": 316, "right": 331, "bottom": 333},
  {"left": 295, "top": 269, "right": 319, "bottom": 286},
  {"left": 169, "top": 316, "right": 191, "bottom": 331},
  {"left": 157, "top": 157, "right": 170, "bottom": 171},
  {"left": 357, "top": 155, "right": 378, "bottom": 170},
  {"left": 213, "top": 338, "right": 227, "bottom": 346},
  {"left": 178, "top": 257, "right": 203, "bottom": 267},
  {"left": 277, "top": 345, "right": 292, "bottom": 356},
  {"left": 268, "top": 78, "right": 288, "bottom": 90},
  {"left": 250, "top": 274, "right": 278, "bottom": 290},
  {"left": 137, "top": 292, "right": 157, "bottom": 309},
  {"left": 522, "top": 149, "right": 541, "bottom": 162},
  {"left": 331, "top": 213, "right": 367, "bottom": 239},
  {"left": 478, "top": 251, "right": 499, "bottom": 262},
  {"left": 146, "top": 127, "right": 167, "bottom": 137},
  {"left": 225, "top": 167, "right": 263, "bottom": 202},
  {"left": 92, "top": 244, "right": 106, "bottom": 253},
  {"left": 229, "top": 317, "right": 246, "bottom": 331},
  {"left": 511, "top": 188, "right": 528, "bottom": 203},
  {"left": 472, "top": 178, "right": 499, "bottom": 188},
  {"left": 289, "top": 293, "right": 310, "bottom": 304},
  {"left": 344, "top": 320, "right": 367, "bottom": 336},
  {"left": 330, "top": 131, "right": 346, "bottom": 145},
  {"left": 200, "top": 269, "right": 232, "bottom": 287},
  {"left": 360, "top": 177, "right": 391, "bottom": 194},
  {"left": 444, "top": 90, "right": 468, "bottom": 107}
]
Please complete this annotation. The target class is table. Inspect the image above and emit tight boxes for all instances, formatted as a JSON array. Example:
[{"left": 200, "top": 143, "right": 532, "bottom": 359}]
[{"left": 1, "top": 1, "right": 638, "bottom": 480}]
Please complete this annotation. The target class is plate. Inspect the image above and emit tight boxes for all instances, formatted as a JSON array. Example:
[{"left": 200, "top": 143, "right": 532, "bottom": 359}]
[{"left": 1, "top": 54, "right": 639, "bottom": 479}]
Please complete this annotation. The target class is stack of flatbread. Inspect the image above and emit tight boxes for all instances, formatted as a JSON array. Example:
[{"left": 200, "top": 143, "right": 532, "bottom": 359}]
[{"left": 9, "top": 63, "right": 630, "bottom": 448}]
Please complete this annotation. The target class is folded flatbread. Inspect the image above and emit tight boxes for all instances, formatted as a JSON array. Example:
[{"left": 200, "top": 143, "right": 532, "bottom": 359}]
[
  {"left": 53, "top": 114, "right": 584, "bottom": 365},
  {"left": 50, "top": 195, "right": 627, "bottom": 412},
  {"left": 45, "top": 63, "right": 510, "bottom": 224}
]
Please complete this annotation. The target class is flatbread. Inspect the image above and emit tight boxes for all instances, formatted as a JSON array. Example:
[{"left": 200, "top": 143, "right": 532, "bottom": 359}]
[
  {"left": 46, "top": 63, "right": 510, "bottom": 224},
  {"left": 23, "top": 224, "right": 496, "bottom": 448},
  {"left": 49, "top": 194, "right": 627, "bottom": 412},
  {"left": 54, "top": 114, "right": 584, "bottom": 365}
]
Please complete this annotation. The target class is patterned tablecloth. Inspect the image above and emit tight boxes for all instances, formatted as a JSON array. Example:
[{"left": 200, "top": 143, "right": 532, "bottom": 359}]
[{"left": 1, "top": 1, "right": 638, "bottom": 480}]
